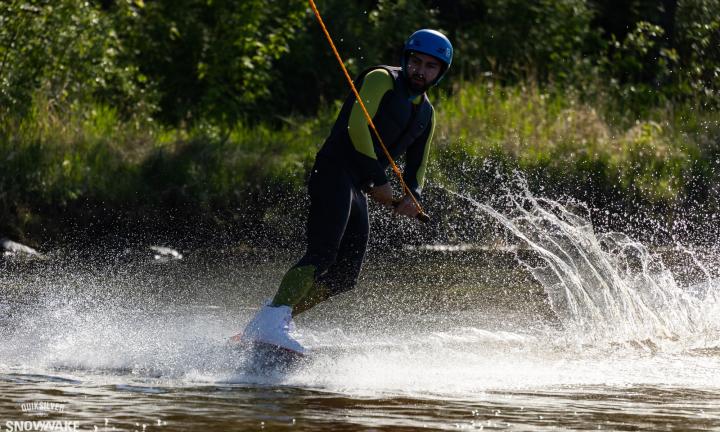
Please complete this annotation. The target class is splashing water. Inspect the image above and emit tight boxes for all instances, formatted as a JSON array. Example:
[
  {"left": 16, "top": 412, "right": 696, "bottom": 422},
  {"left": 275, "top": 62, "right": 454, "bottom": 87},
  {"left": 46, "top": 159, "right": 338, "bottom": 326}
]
[
  {"left": 1, "top": 177, "right": 719, "bottom": 411},
  {"left": 451, "top": 175, "right": 720, "bottom": 346}
]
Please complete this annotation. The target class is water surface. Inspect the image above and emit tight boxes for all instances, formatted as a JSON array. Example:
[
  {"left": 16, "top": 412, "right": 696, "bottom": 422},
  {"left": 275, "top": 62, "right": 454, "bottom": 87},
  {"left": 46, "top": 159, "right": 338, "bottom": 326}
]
[{"left": 1, "top": 189, "right": 719, "bottom": 431}]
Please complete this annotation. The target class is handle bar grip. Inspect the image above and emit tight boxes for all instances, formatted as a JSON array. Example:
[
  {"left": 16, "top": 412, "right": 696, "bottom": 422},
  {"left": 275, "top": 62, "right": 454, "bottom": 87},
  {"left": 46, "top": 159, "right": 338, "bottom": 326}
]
[{"left": 392, "top": 199, "right": 430, "bottom": 223}]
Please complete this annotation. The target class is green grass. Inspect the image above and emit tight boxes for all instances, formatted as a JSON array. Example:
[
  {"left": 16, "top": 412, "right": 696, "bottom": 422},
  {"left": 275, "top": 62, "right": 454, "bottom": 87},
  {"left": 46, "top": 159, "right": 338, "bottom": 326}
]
[
  {"left": 432, "top": 82, "right": 719, "bottom": 206},
  {"left": 1, "top": 83, "right": 718, "bottom": 243}
]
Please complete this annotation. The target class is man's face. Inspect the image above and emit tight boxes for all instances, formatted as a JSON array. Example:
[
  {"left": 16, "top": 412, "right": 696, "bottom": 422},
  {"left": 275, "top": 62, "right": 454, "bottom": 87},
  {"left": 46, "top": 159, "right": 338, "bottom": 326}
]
[{"left": 406, "top": 52, "right": 443, "bottom": 93}]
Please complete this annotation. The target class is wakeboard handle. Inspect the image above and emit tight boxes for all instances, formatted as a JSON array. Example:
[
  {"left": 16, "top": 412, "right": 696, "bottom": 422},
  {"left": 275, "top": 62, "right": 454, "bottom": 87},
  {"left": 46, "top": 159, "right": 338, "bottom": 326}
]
[{"left": 392, "top": 199, "right": 431, "bottom": 223}]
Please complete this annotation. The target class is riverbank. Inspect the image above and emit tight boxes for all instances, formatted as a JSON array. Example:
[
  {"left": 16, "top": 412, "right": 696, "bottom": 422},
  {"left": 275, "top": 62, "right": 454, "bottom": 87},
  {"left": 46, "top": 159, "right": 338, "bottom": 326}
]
[{"left": 2, "top": 81, "right": 719, "bottom": 249}]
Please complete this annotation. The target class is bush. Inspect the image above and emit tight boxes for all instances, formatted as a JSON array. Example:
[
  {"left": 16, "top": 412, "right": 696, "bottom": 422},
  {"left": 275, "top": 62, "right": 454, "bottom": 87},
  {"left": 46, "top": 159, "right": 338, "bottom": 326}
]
[
  {"left": 0, "top": 0, "right": 152, "bottom": 122},
  {"left": 675, "top": 0, "right": 720, "bottom": 106},
  {"left": 122, "top": 0, "right": 306, "bottom": 125}
]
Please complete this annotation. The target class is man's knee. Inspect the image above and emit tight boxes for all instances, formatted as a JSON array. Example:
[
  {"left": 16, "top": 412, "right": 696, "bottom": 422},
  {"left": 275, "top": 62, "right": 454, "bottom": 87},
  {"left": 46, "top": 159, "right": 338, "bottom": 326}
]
[{"left": 296, "top": 249, "right": 338, "bottom": 276}]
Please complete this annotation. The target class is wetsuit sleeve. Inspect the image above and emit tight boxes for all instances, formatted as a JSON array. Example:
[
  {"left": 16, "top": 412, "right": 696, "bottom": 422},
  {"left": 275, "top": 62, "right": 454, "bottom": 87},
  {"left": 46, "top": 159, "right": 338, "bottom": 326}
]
[
  {"left": 403, "top": 108, "right": 435, "bottom": 202},
  {"left": 348, "top": 68, "right": 394, "bottom": 188}
]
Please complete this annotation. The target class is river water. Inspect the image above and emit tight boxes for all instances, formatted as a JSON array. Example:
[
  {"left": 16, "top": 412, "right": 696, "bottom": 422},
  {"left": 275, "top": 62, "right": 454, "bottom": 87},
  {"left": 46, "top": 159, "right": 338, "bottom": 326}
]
[{"left": 1, "top": 189, "right": 719, "bottom": 431}]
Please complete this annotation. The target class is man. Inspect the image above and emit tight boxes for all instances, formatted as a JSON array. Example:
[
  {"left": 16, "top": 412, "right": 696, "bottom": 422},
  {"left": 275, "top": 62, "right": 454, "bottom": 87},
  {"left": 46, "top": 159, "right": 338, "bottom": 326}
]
[{"left": 239, "top": 29, "right": 453, "bottom": 354}]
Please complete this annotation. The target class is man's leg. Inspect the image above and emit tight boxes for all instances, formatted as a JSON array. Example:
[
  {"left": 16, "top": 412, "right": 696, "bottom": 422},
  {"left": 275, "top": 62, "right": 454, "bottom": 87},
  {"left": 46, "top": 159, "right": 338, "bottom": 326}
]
[
  {"left": 240, "top": 161, "right": 352, "bottom": 352},
  {"left": 272, "top": 159, "right": 353, "bottom": 309},
  {"left": 294, "top": 190, "right": 369, "bottom": 314}
]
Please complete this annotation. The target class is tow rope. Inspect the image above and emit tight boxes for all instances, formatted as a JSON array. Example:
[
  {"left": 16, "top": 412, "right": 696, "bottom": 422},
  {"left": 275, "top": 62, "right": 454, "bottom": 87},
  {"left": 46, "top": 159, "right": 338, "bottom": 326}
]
[{"left": 308, "top": 0, "right": 430, "bottom": 223}]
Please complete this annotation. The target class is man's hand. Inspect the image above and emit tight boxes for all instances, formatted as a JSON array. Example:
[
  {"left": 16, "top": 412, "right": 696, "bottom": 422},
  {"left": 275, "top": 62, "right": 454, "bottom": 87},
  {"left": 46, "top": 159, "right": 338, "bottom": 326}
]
[
  {"left": 393, "top": 195, "right": 420, "bottom": 218},
  {"left": 368, "top": 183, "right": 393, "bottom": 207}
]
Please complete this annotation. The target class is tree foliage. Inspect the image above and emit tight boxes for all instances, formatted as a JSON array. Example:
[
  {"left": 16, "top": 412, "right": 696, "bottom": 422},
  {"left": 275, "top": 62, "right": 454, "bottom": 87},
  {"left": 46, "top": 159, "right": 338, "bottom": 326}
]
[
  {"left": 2, "top": 0, "right": 719, "bottom": 243},
  {"left": 1, "top": 0, "right": 718, "bottom": 124},
  {"left": 123, "top": 0, "right": 306, "bottom": 124},
  {"left": 0, "top": 0, "right": 148, "bottom": 120},
  {"left": 675, "top": 0, "right": 720, "bottom": 104}
]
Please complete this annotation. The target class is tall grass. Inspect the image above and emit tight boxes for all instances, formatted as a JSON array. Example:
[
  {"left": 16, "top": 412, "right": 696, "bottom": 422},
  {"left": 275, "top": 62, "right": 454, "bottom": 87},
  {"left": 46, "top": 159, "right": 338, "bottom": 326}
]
[
  {"left": 432, "top": 82, "right": 719, "bottom": 208},
  {"left": 1, "top": 83, "right": 718, "bottom": 243}
]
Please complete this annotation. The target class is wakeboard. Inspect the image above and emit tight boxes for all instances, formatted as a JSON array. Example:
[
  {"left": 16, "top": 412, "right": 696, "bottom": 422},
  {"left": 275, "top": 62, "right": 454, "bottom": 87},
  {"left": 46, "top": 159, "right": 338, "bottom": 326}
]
[{"left": 229, "top": 334, "right": 306, "bottom": 373}]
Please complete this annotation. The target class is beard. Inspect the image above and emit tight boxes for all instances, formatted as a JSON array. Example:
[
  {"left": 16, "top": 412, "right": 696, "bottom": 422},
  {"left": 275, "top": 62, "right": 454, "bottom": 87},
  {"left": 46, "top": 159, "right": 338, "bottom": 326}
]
[{"left": 407, "top": 73, "right": 430, "bottom": 93}]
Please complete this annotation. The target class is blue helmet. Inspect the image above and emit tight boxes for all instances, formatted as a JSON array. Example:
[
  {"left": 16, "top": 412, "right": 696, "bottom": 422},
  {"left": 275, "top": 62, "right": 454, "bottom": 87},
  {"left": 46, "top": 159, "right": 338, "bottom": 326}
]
[{"left": 402, "top": 29, "right": 453, "bottom": 85}]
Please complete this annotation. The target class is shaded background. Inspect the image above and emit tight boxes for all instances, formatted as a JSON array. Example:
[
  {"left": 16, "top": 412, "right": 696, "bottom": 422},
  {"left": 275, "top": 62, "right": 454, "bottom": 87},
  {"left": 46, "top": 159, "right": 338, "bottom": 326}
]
[{"left": 1, "top": 0, "right": 719, "bottom": 249}]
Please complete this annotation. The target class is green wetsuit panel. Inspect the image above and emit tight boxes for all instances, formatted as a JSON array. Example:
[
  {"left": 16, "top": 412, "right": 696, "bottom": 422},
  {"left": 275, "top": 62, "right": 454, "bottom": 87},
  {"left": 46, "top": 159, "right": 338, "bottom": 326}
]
[
  {"left": 348, "top": 69, "right": 394, "bottom": 160},
  {"left": 272, "top": 265, "right": 316, "bottom": 308},
  {"left": 402, "top": 107, "right": 435, "bottom": 199},
  {"left": 413, "top": 111, "right": 435, "bottom": 192}
]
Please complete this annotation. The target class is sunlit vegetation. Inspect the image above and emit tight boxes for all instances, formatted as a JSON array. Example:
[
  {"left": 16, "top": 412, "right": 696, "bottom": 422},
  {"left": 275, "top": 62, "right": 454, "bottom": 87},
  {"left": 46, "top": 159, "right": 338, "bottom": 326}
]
[{"left": 1, "top": 0, "right": 719, "bottom": 243}]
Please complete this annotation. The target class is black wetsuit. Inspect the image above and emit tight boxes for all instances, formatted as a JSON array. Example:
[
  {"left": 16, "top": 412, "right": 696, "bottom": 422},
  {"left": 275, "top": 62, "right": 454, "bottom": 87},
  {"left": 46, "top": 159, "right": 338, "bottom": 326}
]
[{"left": 273, "top": 65, "right": 435, "bottom": 309}]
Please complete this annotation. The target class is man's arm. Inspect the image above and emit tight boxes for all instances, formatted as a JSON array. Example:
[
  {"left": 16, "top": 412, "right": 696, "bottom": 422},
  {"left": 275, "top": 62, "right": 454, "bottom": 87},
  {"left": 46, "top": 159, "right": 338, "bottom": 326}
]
[{"left": 347, "top": 69, "right": 394, "bottom": 189}]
